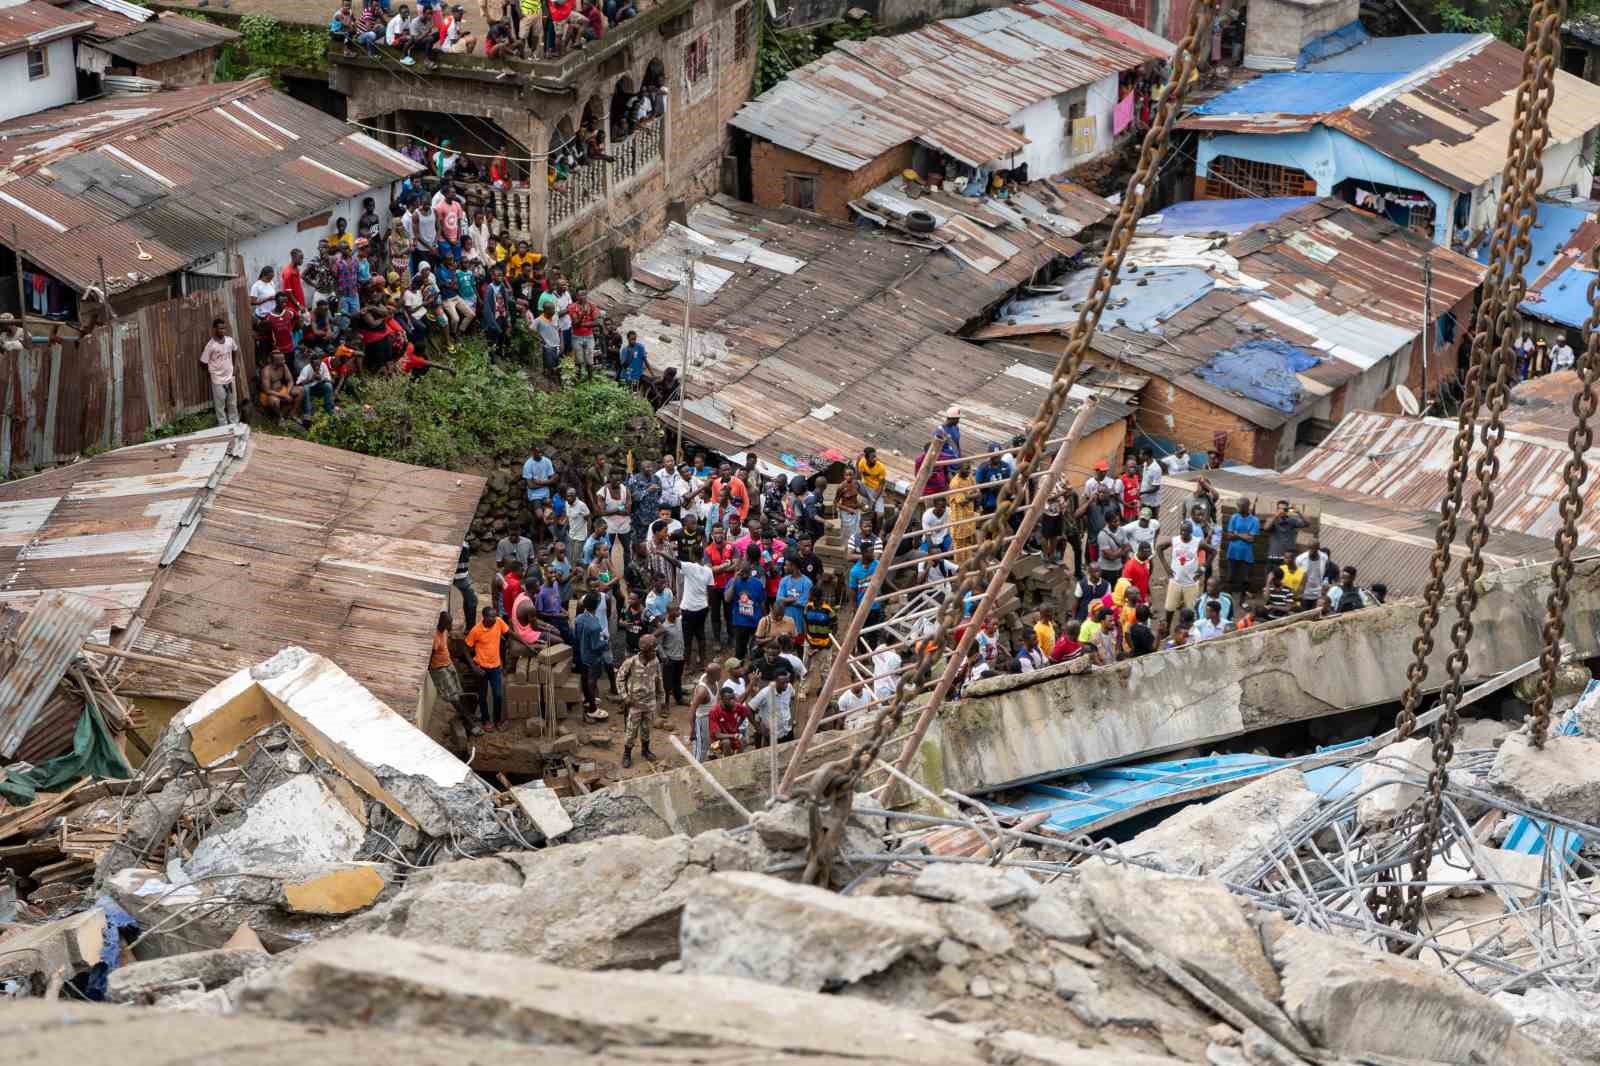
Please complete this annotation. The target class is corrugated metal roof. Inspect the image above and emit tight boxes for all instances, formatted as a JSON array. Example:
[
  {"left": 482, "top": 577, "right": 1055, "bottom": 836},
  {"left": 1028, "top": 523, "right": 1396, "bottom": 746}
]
[
  {"left": 0, "top": 591, "right": 102, "bottom": 758},
  {"left": 606, "top": 197, "right": 1127, "bottom": 482},
  {"left": 731, "top": 0, "right": 1170, "bottom": 171},
  {"left": 1499, "top": 369, "right": 1591, "bottom": 443},
  {"left": 88, "top": 12, "right": 237, "bottom": 63},
  {"left": 1183, "top": 35, "right": 1600, "bottom": 195},
  {"left": 0, "top": 1, "right": 93, "bottom": 53},
  {"left": 0, "top": 78, "right": 418, "bottom": 293},
  {"left": 1285, "top": 409, "right": 1600, "bottom": 549},
  {"left": 1490, "top": 198, "right": 1600, "bottom": 330},
  {"left": 972, "top": 198, "right": 1486, "bottom": 429}
]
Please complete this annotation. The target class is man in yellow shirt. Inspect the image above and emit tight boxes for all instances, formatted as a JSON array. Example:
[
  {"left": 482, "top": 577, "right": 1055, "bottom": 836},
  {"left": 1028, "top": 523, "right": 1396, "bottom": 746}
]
[
  {"left": 463, "top": 605, "right": 509, "bottom": 732},
  {"left": 1032, "top": 606, "right": 1057, "bottom": 656},
  {"left": 328, "top": 217, "right": 355, "bottom": 252},
  {"left": 856, "top": 446, "right": 888, "bottom": 515},
  {"left": 1279, "top": 556, "right": 1307, "bottom": 598}
]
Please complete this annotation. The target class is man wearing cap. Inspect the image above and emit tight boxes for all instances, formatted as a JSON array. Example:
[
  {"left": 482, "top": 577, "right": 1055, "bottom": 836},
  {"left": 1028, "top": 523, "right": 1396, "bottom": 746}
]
[
  {"left": 942, "top": 405, "right": 962, "bottom": 457},
  {"left": 1084, "top": 459, "right": 1117, "bottom": 500},
  {"left": 616, "top": 632, "right": 664, "bottom": 768}
]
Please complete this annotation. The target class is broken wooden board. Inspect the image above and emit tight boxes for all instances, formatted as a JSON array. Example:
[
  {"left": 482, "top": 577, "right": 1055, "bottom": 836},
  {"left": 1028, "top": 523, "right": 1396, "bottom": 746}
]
[
  {"left": 511, "top": 782, "right": 572, "bottom": 841},
  {"left": 280, "top": 865, "right": 387, "bottom": 916}
]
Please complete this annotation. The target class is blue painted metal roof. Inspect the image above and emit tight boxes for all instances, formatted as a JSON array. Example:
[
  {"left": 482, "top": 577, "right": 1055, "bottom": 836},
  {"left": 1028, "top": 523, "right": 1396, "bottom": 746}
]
[
  {"left": 1193, "top": 338, "right": 1321, "bottom": 413},
  {"left": 1524, "top": 265, "right": 1595, "bottom": 329},
  {"left": 1305, "top": 32, "right": 1478, "bottom": 72},
  {"left": 1137, "top": 196, "right": 1316, "bottom": 236},
  {"left": 998, "top": 264, "right": 1214, "bottom": 334},
  {"left": 1297, "top": 21, "right": 1368, "bottom": 65},
  {"left": 1477, "top": 200, "right": 1596, "bottom": 328},
  {"left": 987, "top": 740, "right": 1369, "bottom": 837}
]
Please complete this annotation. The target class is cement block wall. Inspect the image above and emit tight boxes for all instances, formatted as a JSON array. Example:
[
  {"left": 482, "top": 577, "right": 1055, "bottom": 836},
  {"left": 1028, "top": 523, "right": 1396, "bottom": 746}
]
[
  {"left": 750, "top": 140, "right": 915, "bottom": 220},
  {"left": 931, "top": 558, "right": 1600, "bottom": 794},
  {"left": 1244, "top": 0, "right": 1360, "bottom": 69}
]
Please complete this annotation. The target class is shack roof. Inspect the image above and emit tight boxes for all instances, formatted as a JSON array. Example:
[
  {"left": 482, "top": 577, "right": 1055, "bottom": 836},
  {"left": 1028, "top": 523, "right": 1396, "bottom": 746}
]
[
  {"left": 972, "top": 198, "right": 1485, "bottom": 429},
  {"left": 1484, "top": 197, "right": 1600, "bottom": 330},
  {"left": 0, "top": 1, "right": 93, "bottom": 54},
  {"left": 0, "top": 77, "right": 418, "bottom": 294},
  {"left": 0, "top": 426, "right": 483, "bottom": 716},
  {"left": 729, "top": 0, "right": 1170, "bottom": 171},
  {"left": 604, "top": 198, "right": 1129, "bottom": 482},
  {"left": 1181, "top": 32, "right": 1600, "bottom": 193},
  {"left": 68, "top": 5, "right": 239, "bottom": 64}
]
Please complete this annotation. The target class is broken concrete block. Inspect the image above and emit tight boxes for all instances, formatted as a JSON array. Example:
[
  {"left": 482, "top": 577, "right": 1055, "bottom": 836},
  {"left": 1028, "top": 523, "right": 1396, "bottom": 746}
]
[
  {"left": 678, "top": 872, "right": 942, "bottom": 991},
  {"left": 750, "top": 800, "right": 811, "bottom": 850},
  {"left": 1269, "top": 921, "right": 1561, "bottom": 1064},
  {"left": 1079, "top": 865, "right": 1280, "bottom": 1004},
  {"left": 240, "top": 934, "right": 985, "bottom": 1064},
  {"left": 280, "top": 864, "right": 387, "bottom": 915},
  {"left": 936, "top": 902, "right": 1016, "bottom": 955},
  {"left": 980, "top": 1029, "right": 1185, "bottom": 1065},
  {"left": 911, "top": 863, "right": 1038, "bottom": 908},
  {"left": 1123, "top": 769, "right": 1320, "bottom": 876},
  {"left": 1357, "top": 738, "right": 1438, "bottom": 827},
  {"left": 0, "top": 908, "right": 108, "bottom": 987},
  {"left": 187, "top": 775, "right": 365, "bottom": 879},
  {"left": 561, "top": 790, "right": 673, "bottom": 843},
  {"left": 1455, "top": 716, "right": 1515, "bottom": 751},
  {"left": 167, "top": 647, "right": 502, "bottom": 840},
  {"left": 510, "top": 782, "right": 572, "bottom": 841},
  {"left": 106, "top": 948, "right": 271, "bottom": 1005},
  {"left": 1019, "top": 892, "right": 1093, "bottom": 945},
  {"left": 349, "top": 834, "right": 707, "bottom": 970},
  {"left": 1489, "top": 731, "right": 1600, "bottom": 823},
  {"left": 1494, "top": 988, "right": 1600, "bottom": 1066}
]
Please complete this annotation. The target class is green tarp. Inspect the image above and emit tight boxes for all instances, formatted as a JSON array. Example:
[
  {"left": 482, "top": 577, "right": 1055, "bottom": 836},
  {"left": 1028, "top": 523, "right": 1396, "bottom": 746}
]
[{"left": 0, "top": 703, "right": 131, "bottom": 807}]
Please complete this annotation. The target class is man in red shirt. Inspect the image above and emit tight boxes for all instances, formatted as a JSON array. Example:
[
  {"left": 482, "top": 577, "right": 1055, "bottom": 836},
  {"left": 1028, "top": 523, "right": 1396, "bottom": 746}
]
[
  {"left": 569, "top": 288, "right": 599, "bottom": 381},
  {"left": 500, "top": 561, "right": 524, "bottom": 619},
  {"left": 263, "top": 292, "right": 297, "bottom": 358},
  {"left": 704, "top": 524, "right": 739, "bottom": 650},
  {"left": 708, "top": 684, "right": 747, "bottom": 755},
  {"left": 1122, "top": 541, "right": 1152, "bottom": 600},
  {"left": 281, "top": 249, "right": 306, "bottom": 312},
  {"left": 1050, "top": 622, "right": 1088, "bottom": 664},
  {"left": 1119, "top": 457, "right": 1141, "bottom": 521}
]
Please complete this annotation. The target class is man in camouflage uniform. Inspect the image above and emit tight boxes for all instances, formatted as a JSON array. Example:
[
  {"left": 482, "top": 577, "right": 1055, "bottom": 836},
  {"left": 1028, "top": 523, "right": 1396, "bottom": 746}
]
[{"left": 616, "top": 632, "right": 664, "bottom": 769}]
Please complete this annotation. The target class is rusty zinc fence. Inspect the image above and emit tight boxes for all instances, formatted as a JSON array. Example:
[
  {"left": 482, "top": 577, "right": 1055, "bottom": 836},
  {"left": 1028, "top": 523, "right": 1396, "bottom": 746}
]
[{"left": 0, "top": 283, "right": 258, "bottom": 477}]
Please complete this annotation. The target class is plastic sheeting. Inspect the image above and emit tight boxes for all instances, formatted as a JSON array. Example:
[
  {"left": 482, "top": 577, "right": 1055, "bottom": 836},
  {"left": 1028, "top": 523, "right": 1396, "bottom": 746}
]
[
  {"left": 0, "top": 703, "right": 130, "bottom": 807},
  {"left": 1193, "top": 338, "right": 1321, "bottom": 413}
]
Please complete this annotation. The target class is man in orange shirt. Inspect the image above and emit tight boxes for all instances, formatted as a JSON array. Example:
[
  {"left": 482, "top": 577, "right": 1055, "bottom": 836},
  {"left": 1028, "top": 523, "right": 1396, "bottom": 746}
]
[
  {"left": 707, "top": 462, "right": 750, "bottom": 524},
  {"left": 464, "top": 605, "right": 509, "bottom": 731}
]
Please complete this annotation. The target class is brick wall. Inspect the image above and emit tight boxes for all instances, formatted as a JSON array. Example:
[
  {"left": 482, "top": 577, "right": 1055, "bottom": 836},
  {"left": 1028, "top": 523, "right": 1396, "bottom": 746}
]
[
  {"left": 750, "top": 140, "right": 914, "bottom": 220},
  {"left": 1077, "top": 0, "right": 1149, "bottom": 28},
  {"left": 132, "top": 46, "right": 223, "bottom": 86}
]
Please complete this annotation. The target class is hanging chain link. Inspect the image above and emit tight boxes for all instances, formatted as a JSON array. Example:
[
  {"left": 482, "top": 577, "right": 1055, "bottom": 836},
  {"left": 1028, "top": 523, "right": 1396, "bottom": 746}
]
[
  {"left": 1392, "top": 0, "right": 1567, "bottom": 937},
  {"left": 800, "top": 0, "right": 1219, "bottom": 887},
  {"left": 1528, "top": 242, "right": 1600, "bottom": 740}
]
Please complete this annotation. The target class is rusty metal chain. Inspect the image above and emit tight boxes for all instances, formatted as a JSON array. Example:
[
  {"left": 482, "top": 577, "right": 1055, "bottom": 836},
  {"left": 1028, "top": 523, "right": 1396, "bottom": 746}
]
[
  {"left": 1528, "top": 242, "right": 1600, "bottom": 739},
  {"left": 1393, "top": 0, "right": 1567, "bottom": 937},
  {"left": 799, "top": 0, "right": 1219, "bottom": 887}
]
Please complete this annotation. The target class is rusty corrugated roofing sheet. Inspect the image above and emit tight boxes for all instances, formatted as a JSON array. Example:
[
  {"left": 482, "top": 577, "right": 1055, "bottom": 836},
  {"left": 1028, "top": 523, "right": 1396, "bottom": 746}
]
[
  {"left": 0, "top": 591, "right": 103, "bottom": 757},
  {"left": 0, "top": 1, "right": 93, "bottom": 52},
  {"left": 0, "top": 78, "right": 419, "bottom": 293},
  {"left": 731, "top": 0, "right": 1170, "bottom": 171},
  {"left": 608, "top": 198, "right": 1127, "bottom": 482}
]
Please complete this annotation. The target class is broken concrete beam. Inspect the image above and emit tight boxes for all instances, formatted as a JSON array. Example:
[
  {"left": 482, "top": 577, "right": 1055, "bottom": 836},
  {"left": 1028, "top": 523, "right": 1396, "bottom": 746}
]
[
  {"left": 1268, "top": 920, "right": 1563, "bottom": 1064},
  {"left": 279, "top": 863, "right": 387, "bottom": 915},
  {"left": 241, "top": 933, "right": 984, "bottom": 1063},
  {"left": 1488, "top": 731, "right": 1600, "bottom": 823},
  {"left": 910, "top": 863, "right": 1039, "bottom": 908},
  {"left": 0, "top": 908, "right": 108, "bottom": 987},
  {"left": 937, "top": 560, "right": 1600, "bottom": 793},
  {"left": 166, "top": 647, "right": 501, "bottom": 839},
  {"left": 106, "top": 948, "right": 271, "bottom": 1005},
  {"left": 186, "top": 774, "right": 365, "bottom": 879},
  {"left": 677, "top": 872, "right": 943, "bottom": 991},
  {"left": 1122, "top": 769, "right": 1319, "bottom": 877},
  {"left": 751, "top": 799, "right": 810, "bottom": 850},
  {"left": 510, "top": 782, "right": 571, "bottom": 841},
  {"left": 1356, "top": 738, "right": 1438, "bottom": 827}
]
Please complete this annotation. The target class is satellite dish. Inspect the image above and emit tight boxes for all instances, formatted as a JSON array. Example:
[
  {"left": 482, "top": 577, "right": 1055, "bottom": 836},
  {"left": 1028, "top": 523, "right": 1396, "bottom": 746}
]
[{"left": 1397, "top": 385, "right": 1421, "bottom": 417}]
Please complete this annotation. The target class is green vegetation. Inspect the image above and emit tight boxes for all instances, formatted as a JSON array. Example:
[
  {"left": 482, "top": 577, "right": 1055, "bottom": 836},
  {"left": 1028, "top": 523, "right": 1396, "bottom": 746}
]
[
  {"left": 306, "top": 342, "right": 654, "bottom": 469},
  {"left": 213, "top": 13, "right": 329, "bottom": 79},
  {"left": 144, "top": 410, "right": 217, "bottom": 443},
  {"left": 754, "top": 15, "right": 876, "bottom": 94},
  {"left": 1431, "top": 0, "right": 1600, "bottom": 46}
]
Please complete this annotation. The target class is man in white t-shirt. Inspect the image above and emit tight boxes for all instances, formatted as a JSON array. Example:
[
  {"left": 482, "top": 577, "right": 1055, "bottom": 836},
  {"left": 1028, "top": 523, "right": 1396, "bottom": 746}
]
[
  {"left": 1295, "top": 540, "right": 1331, "bottom": 611},
  {"left": 1139, "top": 451, "right": 1163, "bottom": 512},
  {"left": 872, "top": 646, "right": 902, "bottom": 703},
  {"left": 1160, "top": 446, "right": 1190, "bottom": 475},
  {"left": 1083, "top": 458, "right": 1118, "bottom": 501},
  {"left": 1158, "top": 520, "right": 1203, "bottom": 630},
  {"left": 198, "top": 317, "right": 239, "bottom": 426},
  {"left": 678, "top": 556, "right": 712, "bottom": 662},
  {"left": 1553, "top": 340, "right": 1577, "bottom": 372},
  {"left": 836, "top": 678, "right": 873, "bottom": 728},
  {"left": 248, "top": 267, "right": 277, "bottom": 319}
]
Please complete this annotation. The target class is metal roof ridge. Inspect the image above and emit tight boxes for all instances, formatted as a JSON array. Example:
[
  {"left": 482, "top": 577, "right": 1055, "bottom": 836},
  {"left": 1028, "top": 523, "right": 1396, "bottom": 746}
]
[{"left": 1341, "top": 32, "right": 1493, "bottom": 114}]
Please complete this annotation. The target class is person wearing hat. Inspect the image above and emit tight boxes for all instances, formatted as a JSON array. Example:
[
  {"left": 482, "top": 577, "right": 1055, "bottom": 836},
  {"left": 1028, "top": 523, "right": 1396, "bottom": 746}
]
[
  {"left": 942, "top": 405, "right": 963, "bottom": 457},
  {"left": 615, "top": 632, "right": 664, "bottom": 768},
  {"left": 1084, "top": 458, "right": 1117, "bottom": 500},
  {"left": 0, "top": 313, "right": 26, "bottom": 356}
]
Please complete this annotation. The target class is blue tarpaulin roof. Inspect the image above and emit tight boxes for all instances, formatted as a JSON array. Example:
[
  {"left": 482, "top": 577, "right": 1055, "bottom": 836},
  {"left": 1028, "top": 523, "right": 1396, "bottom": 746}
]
[
  {"left": 1137, "top": 197, "right": 1316, "bottom": 236},
  {"left": 1192, "top": 31, "right": 1482, "bottom": 117},
  {"left": 1525, "top": 265, "right": 1595, "bottom": 329},
  {"left": 1193, "top": 338, "right": 1320, "bottom": 413},
  {"left": 1476, "top": 199, "right": 1595, "bottom": 328}
]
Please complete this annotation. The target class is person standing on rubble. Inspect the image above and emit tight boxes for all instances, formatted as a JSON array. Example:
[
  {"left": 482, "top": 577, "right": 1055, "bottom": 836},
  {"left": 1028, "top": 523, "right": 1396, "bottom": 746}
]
[
  {"left": 464, "top": 605, "right": 510, "bottom": 732},
  {"left": 616, "top": 632, "right": 664, "bottom": 769},
  {"left": 430, "top": 611, "right": 473, "bottom": 736}
]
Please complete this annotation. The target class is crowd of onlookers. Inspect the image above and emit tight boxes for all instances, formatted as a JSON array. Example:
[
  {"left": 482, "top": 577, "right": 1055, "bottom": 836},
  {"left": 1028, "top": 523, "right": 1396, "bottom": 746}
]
[{"left": 331, "top": 0, "right": 641, "bottom": 67}]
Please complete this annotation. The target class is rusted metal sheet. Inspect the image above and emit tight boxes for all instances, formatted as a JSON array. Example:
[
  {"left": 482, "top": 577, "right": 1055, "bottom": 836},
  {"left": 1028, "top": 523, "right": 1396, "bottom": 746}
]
[
  {"left": 731, "top": 1, "right": 1168, "bottom": 172},
  {"left": 0, "top": 591, "right": 102, "bottom": 758},
  {"left": 0, "top": 1, "right": 94, "bottom": 49},
  {"left": 0, "top": 78, "right": 418, "bottom": 294}
]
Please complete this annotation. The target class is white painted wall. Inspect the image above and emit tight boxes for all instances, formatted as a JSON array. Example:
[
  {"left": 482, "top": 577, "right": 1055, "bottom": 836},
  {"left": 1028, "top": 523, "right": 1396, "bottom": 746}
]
[
  {"left": 1003, "top": 73, "right": 1122, "bottom": 179},
  {"left": 233, "top": 188, "right": 400, "bottom": 307},
  {"left": 0, "top": 39, "right": 77, "bottom": 123},
  {"left": 1540, "top": 135, "right": 1595, "bottom": 198}
]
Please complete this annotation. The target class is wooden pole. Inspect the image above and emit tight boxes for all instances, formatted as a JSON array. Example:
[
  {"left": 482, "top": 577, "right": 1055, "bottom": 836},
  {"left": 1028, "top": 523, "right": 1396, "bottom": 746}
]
[
  {"left": 675, "top": 256, "right": 694, "bottom": 465},
  {"left": 778, "top": 426, "right": 944, "bottom": 796},
  {"left": 11, "top": 224, "right": 25, "bottom": 329},
  {"left": 83, "top": 642, "right": 234, "bottom": 679}
]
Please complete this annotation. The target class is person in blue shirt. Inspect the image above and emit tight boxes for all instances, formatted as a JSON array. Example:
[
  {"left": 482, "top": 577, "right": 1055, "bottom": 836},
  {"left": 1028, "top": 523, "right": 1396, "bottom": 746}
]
[
  {"left": 692, "top": 451, "right": 715, "bottom": 481},
  {"left": 644, "top": 573, "right": 673, "bottom": 621},
  {"left": 1224, "top": 498, "right": 1260, "bottom": 597},
  {"left": 848, "top": 543, "right": 884, "bottom": 625},
  {"left": 775, "top": 557, "right": 812, "bottom": 635},
  {"left": 619, "top": 330, "right": 647, "bottom": 385},
  {"left": 522, "top": 444, "right": 557, "bottom": 510},
  {"left": 728, "top": 561, "right": 767, "bottom": 659},
  {"left": 974, "top": 451, "right": 1009, "bottom": 514}
]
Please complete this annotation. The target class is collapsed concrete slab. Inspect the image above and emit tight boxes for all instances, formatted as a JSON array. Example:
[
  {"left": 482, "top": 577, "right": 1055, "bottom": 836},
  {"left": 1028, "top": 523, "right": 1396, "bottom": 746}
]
[
  {"left": 105, "top": 948, "right": 271, "bottom": 1005},
  {"left": 0, "top": 908, "right": 107, "bottom": 989},
  {"left": 1356, "top": 738, "right": 1439, "bottom": 827},
  {"left": 1489, "top": 731, "right": 1600, "bottom": 823},
  {"left": 162, "top": 647, "right": 501, "bottom": 840},
  {"left": 678, "top": 872, "right": 944, "bottom": 991},
  {"left": 240, "top": 933, "right": 986, "bottom": 1064},
  {"left": 1120, "top": 769, "right": 1320, "bottom": 877},
  {"left": 930, "top": 560, "right": 1600, "bottom": 793},
  {"left": 186, "top": 775, "right": 365, "bottom": 879}
]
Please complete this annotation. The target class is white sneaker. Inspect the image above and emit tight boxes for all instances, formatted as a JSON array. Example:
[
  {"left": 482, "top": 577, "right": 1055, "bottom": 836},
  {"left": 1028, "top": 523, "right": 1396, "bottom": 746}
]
[{"left": 400, "top": 55, "right": 416, "bottom": 64}]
